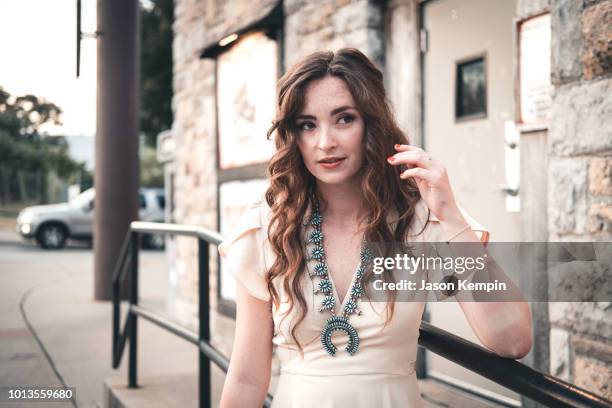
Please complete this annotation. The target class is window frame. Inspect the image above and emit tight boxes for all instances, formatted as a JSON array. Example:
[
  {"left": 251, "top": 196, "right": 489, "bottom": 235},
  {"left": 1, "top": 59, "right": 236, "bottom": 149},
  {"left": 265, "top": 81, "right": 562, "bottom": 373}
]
[{"left": 200, "top": 7, "right": 284, "bottom": 318}]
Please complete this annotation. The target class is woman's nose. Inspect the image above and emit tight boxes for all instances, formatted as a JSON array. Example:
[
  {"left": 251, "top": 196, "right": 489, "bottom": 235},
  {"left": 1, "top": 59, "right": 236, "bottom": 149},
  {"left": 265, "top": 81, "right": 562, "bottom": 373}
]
[{"left": 317, "top": 126, "right": 337, "bottom": 150}]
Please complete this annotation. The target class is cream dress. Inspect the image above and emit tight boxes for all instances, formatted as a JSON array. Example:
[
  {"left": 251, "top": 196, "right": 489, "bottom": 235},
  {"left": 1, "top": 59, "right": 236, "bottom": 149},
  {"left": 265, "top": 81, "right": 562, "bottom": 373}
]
[{"left": 218, "top": 196, "right": 489, "bottom": 408}]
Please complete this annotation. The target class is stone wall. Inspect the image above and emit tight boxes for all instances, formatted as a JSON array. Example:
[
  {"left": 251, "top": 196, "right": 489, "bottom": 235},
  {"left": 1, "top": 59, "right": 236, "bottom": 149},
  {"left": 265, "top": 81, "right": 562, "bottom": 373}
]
[
  {"left": 548, "top": 0, "right": 612, "bottom": 399},
  {"left": 284, "top": 0, "right": 385, "bottom": 69},
  {"left": 172, "top": 0, "right": 214, "bottom": 327}
]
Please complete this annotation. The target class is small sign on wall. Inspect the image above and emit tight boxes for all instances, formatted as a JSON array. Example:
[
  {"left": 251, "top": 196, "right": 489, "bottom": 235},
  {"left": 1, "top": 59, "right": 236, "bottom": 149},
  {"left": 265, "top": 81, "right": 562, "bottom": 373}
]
[{"left": 518, "top": 13, "right": 551, "bottom": 126}]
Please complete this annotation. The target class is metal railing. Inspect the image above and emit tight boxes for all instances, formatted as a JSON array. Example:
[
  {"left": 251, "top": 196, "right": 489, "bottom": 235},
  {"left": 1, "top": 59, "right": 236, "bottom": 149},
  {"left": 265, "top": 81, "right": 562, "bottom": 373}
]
[
  {"left": 111, "top": 222, "right": 274, "bottom": 408},
  {"left": 112, "top": 221, "right": 612, "bottom": 408}
]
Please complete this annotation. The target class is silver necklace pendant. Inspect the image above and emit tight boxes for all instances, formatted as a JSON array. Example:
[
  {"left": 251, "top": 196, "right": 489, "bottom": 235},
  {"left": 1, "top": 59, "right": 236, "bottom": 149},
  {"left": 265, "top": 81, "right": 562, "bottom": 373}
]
[
  {"left": 305, "top": 200, "right": 370, "bottom": 357},
  {"left": 321, "top": 315, "right": 360, "bottom": 356}
]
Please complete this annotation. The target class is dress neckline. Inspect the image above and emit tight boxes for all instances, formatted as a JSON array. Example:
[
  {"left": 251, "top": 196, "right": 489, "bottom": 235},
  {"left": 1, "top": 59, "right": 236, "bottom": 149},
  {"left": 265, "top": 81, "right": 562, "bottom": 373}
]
[
  {"left": 306, "top": 216, "right": 364, "bottom": 313},
  {"left": 326, "top": 259, "right": 360, "bottom": 312}
]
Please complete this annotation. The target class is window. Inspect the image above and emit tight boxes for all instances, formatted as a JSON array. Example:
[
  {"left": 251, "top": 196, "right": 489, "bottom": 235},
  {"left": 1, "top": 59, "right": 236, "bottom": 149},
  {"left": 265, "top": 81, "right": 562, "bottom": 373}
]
[
  {"left": 455, "top": 56, "right": 487, "bottom": 120},
  {"left": 157, "top": 194, "right": 165, "bottom": 210},
  {"left": 216, "top": 31, "right": 279, "bottom": 316},
  {"left": 216, "top": 31, "right": 278, "bottom": 169},
  {"left": 201, "top": 2, "right": 284, "bottom": 317},
  {"left": 139, "top": 194, "right": 146, "bottom": 209}
]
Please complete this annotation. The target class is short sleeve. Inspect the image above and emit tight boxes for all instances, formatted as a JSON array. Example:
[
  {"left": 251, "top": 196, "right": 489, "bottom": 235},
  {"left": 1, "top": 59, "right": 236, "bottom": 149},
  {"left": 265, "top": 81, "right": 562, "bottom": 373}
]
[{"left": 218, "top": 201, "right": 271, "bottom": 302}]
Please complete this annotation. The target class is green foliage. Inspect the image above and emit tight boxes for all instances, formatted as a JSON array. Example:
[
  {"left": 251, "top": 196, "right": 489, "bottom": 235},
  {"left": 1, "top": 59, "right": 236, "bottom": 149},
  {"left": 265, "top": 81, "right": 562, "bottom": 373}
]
[
  {"left": 0, "top": 87, "right": 90, "bottom": 204},
  {"left": 0, "top": 87, "right": 63, "bottom": 140},
  {"left": 141, "top": 0, "right": 174, "bottom": 148},
  {"left": 140, "top": 145, "right": 164, "bottom": 187}
]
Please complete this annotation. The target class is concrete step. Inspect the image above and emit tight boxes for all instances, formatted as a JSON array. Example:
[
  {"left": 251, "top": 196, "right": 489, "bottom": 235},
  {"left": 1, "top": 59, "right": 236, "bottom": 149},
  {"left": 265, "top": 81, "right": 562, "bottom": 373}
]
[
  {"left": 104, "top": 373, "right": 505, "bottom": 408},
  {"left": 104, "top": 373, "right": 200, "bottom": 408}
]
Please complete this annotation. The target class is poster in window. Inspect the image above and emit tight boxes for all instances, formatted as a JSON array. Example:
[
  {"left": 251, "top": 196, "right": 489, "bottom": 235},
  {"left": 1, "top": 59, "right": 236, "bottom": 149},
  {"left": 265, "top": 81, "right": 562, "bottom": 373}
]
[
  {"left": 519, "top": 14, "right": 551, "bottom": 125},
  {"left": 219, "top": 178, "right": 269, "bottom": 302},
  {"left": 217, "top": 32, "right": 277, "bottom": 169}
]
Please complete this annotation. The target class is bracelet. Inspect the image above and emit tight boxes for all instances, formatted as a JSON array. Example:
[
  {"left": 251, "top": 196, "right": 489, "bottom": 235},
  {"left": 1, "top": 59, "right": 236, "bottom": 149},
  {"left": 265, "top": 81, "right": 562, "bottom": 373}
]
[{"left": 445, "top": 224, "right": 471, "bottom": 243}]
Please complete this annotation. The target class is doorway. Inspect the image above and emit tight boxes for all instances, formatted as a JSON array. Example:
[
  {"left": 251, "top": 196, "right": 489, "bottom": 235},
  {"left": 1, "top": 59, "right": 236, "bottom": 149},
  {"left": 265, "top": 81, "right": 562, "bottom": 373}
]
[{"left": 421, "top": 0, "right": 521, "bottom": 404}]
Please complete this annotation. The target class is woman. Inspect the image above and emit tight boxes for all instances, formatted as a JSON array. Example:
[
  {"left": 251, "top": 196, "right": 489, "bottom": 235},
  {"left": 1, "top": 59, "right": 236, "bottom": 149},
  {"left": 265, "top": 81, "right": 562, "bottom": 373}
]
[{"left": 218, "top": 48, "right": 532, "bottom": 407}]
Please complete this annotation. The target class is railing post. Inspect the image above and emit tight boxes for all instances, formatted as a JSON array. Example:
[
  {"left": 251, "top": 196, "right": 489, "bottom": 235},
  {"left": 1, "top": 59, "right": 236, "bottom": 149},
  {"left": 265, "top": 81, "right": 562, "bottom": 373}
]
[
  {"left": 128, "top": 231, "right": 139, "bottom": 388},
  {"left": 198, "top": 238, "right": 211, "bottom": 408},
  {"left": 112, "top": 265, "right": 119, "bottom": 367}
]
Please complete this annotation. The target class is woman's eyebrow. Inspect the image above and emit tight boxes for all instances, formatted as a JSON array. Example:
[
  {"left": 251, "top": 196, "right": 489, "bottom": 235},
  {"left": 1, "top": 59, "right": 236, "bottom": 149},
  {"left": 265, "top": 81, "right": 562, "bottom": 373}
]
[
  {"left": 296, "top": 114, "right": 316, "bottom": 120},
  {"left": 330, "top": 105, "right": 356, "bottom": 115},
  {"left": 296, "top": 106, "right": 357, "bottom": 120}
]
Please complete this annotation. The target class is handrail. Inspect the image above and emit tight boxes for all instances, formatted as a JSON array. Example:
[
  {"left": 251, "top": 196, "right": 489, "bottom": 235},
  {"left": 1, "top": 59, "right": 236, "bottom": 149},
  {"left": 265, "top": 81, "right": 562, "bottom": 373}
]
[
  {"left": 131, "top": 221, "right": 224, "bottom": 245},
  {"left": 419, "top": 322, "right": 611, "bottom": 407},
  {"left": 112, "top": 221, "right": 612, "bottom": 408}
]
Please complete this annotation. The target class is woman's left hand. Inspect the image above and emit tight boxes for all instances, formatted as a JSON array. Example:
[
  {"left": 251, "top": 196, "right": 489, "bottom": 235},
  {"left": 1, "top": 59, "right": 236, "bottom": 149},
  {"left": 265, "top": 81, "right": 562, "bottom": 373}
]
[{"left": 387, "top": 144, "right": 463, "bottom": 223}]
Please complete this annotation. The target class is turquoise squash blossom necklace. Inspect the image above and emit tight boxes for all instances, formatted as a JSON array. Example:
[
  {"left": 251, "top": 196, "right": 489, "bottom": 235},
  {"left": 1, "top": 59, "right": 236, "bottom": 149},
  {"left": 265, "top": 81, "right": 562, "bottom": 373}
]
[{"left": 304, "top": 198, "right": 374, "bottom": 357}]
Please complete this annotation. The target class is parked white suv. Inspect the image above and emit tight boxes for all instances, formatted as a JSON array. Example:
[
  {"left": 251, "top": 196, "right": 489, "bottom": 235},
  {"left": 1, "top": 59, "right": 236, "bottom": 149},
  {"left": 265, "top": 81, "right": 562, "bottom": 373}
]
[{"left": 16, "top": 188, "right": 166, "bottom": 249}]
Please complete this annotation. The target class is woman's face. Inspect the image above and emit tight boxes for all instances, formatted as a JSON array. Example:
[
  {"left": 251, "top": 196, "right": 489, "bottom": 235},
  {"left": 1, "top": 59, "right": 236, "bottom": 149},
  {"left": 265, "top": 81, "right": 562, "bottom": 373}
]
[{"left": 295, "top": 75, "right": 365, "bottom": 187}]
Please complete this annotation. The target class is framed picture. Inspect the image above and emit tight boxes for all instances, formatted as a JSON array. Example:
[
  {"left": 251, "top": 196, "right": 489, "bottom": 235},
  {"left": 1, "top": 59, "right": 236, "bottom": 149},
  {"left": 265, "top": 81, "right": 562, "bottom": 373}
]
[{"left": 455, "top": 56, "right": 487, "bottom": 120}]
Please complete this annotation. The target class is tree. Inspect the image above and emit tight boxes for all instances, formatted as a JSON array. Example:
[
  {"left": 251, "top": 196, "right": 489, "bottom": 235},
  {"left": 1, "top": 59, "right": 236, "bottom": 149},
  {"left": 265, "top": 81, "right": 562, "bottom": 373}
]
[
  {"left": 0, "top": 87, "right": 89, "bottom": 204},
  {"left": 141, "top": 0, "right": 174, "bottom": 148},
  {"left": 140, "top": 145, "right": 164, "bottom": 187}
]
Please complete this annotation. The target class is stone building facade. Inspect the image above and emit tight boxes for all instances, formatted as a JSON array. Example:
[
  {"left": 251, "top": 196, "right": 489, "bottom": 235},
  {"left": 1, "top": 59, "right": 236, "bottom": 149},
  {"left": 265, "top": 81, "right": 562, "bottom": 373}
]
[
  {"left": 545, "top": 0, "right": 612, "bottom": 398},
  {"left": 170, "top": 0, "right": 611, "bottom": 403}
]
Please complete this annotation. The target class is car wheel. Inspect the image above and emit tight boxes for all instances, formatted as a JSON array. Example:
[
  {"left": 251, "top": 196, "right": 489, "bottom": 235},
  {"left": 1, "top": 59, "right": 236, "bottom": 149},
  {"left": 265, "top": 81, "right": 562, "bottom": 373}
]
[
  {"left": 36, "top": 224, "right": 68, "bottom": 249},
  {"left": 144, "top": 233, "right": 165, "bottom": 250}
]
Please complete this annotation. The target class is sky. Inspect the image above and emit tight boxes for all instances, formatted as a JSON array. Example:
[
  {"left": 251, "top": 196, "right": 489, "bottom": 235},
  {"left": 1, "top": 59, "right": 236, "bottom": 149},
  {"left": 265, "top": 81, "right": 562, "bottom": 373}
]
[{"left": 0, "top": 0, "right": 97, "bottom": 137}]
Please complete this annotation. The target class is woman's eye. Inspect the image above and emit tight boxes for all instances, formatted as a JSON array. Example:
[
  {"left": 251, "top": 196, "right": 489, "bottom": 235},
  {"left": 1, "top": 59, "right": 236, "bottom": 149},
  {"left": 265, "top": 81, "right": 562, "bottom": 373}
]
[
  {"left": 298, "top": 122, "right": 315, "bottom": 131},
  {"left": 338, "top": 114, "right": 355, "bottom": 124}
]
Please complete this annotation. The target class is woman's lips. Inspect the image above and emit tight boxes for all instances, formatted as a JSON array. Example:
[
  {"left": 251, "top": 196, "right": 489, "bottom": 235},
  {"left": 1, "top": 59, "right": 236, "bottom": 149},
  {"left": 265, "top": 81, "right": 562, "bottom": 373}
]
[{"left": 318, "top": 158, "right": 346, "bottom": 169}]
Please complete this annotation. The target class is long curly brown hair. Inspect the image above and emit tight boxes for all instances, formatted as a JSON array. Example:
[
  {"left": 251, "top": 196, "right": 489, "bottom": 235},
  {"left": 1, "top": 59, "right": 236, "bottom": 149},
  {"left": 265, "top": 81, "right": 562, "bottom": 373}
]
[{"left": 264, "top": 48, "right": 428, "bottom": 352}]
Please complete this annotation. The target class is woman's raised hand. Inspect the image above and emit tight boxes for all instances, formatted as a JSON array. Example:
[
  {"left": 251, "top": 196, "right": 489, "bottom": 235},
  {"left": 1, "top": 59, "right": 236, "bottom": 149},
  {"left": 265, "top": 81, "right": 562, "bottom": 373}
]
[{"left": 387, "top": 144, "right": 463, "bottom": 223}]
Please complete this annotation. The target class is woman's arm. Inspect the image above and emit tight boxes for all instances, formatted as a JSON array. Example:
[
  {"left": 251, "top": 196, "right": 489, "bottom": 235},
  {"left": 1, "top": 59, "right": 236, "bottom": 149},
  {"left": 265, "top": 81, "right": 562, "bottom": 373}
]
[
  {"left": 439, "top": 218, "right": 533, "bottom": 359},
  {"left": 389, "top": 143, "right": 532, "bottom": 359},
  {"left": 220, "top": 282, "right": 273, "bottom": 408}
]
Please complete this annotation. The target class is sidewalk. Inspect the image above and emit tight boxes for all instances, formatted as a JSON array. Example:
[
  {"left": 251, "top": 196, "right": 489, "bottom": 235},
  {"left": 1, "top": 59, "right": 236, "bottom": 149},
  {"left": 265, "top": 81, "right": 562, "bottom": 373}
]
[{"left": 0, "top": 228, "right": 224, "bottom": 408}]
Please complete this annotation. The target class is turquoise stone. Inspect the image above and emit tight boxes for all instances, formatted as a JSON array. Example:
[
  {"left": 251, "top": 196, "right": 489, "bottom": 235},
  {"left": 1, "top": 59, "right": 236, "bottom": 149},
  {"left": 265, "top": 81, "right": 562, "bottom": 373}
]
[
  {"left": 308, "top": 229, "right": 323, "bottom": 244},
  {"left": 344, "top": 299, "right": 358, "bottom": 315},
  {"left": 311, "top": 246, "right": 324, "bottom": 260},
  {"left": 318, "top": 279, "right": 332, "bottom": 294},
  {"left": 352, "top": 284, "right": 365, "bottom": 298},
  {"left": 312, "top": 263, "right": 328, "bottom": 277},
  {"left": 320, "top": 295, "right": 335, "bottom": 311}
]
